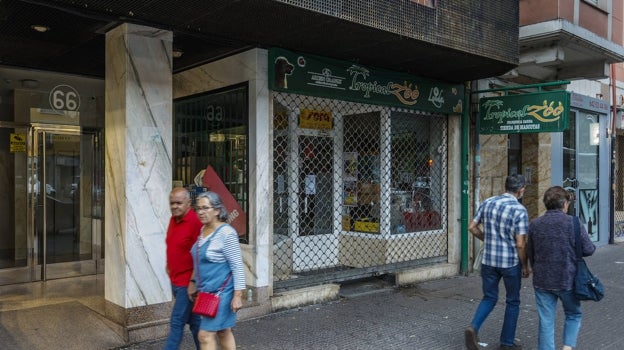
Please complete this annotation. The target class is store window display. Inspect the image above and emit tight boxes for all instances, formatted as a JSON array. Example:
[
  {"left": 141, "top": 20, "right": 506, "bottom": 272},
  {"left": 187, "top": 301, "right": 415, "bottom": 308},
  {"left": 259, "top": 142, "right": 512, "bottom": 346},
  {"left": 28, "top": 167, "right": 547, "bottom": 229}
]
[
  {"left": 389, "top": 112, "right": 444, "bottom": 234},
  {"left": 173, "top": 84, "right": 249, "bottom": 243}
]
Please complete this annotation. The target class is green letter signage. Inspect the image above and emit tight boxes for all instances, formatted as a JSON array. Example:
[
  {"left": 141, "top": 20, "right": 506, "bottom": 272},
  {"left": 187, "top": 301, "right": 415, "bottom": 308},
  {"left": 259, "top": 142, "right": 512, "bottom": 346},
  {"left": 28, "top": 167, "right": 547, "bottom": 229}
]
[
  {"left": 269, "top": 48, "right": 464, "bottom": 114},
  {"left": 478, "top": 91, "right": 570, "bottom": 134}
]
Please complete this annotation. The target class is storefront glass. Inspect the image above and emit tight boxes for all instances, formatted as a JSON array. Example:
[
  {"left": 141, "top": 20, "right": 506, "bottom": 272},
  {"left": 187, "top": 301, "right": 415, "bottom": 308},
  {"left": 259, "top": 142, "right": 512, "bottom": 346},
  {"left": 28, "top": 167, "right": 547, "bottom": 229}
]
[
  {"left": 272, "top": 92, "right": 448, "bottom": 286},
  {"left": 173, "top": 84, "right": 249, "bottom": 241},
  {"left": 390, "top": 111, "right": 445, "bottom": 233},
  {"left": 563, "top": 110, "right": 600, "bottom": 241}
]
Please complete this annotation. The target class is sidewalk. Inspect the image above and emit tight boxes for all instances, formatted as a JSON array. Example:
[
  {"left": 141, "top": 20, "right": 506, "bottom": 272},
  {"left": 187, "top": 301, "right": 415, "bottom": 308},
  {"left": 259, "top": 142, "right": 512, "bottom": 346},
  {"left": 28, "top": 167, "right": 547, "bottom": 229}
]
[{"left": 117, "top": 243, "right": 624, "bottom": 350}]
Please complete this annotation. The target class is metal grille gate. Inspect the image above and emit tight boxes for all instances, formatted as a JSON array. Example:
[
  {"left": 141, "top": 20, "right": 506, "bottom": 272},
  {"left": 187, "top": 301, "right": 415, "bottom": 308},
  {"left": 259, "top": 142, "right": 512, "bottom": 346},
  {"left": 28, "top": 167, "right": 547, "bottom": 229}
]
[
  {"left": 173, "top": 84, "right": 249, "bottom": 241},
  {"left": 272, "top": 92, "right": 448, "bottom": 289}
]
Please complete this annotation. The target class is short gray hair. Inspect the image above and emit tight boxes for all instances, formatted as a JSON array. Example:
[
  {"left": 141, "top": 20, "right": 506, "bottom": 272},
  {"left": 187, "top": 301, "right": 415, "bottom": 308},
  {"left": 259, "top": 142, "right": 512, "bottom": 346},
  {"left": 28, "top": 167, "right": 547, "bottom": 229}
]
[
  {"left": 505, "top": 174, "right": 526, "bottom": 193},
  {"left": 196, "top": 191, "right": 229, "bottom": 222}
]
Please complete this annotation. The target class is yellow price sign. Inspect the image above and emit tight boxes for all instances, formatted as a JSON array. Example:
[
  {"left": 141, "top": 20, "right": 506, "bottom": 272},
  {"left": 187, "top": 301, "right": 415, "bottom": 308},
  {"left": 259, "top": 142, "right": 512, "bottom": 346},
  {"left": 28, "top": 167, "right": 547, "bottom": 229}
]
[{"left": 299, "top": 109, "right": 333, "bottom": 130}]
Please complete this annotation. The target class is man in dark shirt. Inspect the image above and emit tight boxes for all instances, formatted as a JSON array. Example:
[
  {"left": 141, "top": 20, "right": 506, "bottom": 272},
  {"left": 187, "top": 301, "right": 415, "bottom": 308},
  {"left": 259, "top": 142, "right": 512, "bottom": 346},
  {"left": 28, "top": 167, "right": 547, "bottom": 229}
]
[
  {"left": 528, "top": 186, "right": 595, "bottom": 350},
  {"left": 164, "top": 187, "right": 203, "bottom": 350}
]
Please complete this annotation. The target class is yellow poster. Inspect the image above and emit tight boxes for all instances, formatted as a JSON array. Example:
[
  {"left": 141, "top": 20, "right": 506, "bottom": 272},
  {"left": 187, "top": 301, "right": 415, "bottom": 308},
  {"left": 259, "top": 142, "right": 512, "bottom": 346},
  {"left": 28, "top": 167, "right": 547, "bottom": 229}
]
[
  {"left": 299, "top": 109, "right": 333, "bottom": 130},
  {"left": 10, "top": 133, "right": 26, "bottom": 153}
]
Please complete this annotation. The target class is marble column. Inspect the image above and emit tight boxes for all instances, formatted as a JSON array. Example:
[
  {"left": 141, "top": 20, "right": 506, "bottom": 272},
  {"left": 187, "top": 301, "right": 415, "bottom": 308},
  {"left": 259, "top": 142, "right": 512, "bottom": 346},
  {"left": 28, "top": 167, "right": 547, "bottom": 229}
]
[
  {"left": 104, "top": 23, "right": 173, "bottom": 342},
  {"left": 478, "top": 134, "right": 508, "bottom": 200},
  {"left": 522, "top": 132, "right": 552, "bottom": 218},
  {"left": 476, "top": 132, "right": 551, "bottom": 220}
]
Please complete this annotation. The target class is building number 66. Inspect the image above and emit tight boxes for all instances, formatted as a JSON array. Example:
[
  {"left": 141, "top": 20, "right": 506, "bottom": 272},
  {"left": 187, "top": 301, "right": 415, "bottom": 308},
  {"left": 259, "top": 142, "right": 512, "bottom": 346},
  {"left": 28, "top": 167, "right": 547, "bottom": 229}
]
[{"left": 49, "top": 84, "right": 81, "bottom": 111}]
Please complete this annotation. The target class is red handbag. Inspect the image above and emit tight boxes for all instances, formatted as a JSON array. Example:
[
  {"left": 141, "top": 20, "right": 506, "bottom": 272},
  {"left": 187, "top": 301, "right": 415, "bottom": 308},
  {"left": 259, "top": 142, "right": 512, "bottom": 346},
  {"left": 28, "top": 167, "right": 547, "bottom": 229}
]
[
  {"left": 192, "top": 273, "right": 232, "bottom": 317},
  {"left": 192, "top": 291, "right": 221, "bottom": 317},
  {"left": 192, "top": 240, "right": 232, "bottom": 317}
]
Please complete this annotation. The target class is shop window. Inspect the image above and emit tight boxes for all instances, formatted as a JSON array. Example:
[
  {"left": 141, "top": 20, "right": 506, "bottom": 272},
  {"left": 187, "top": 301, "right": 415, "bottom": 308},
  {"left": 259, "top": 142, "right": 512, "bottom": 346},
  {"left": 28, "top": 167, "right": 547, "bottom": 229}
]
[
  {"left": 272, "top": 92, "right": 448, "bottom": 285},
  {"left": 390, "top": 111, "right": 445, "bottom": 233},
  {"left": 343, "top": 112, "right": 381, "bottom": 233},
  {"left": 173, "top": 84, "right": 248, "bottom": 241}
]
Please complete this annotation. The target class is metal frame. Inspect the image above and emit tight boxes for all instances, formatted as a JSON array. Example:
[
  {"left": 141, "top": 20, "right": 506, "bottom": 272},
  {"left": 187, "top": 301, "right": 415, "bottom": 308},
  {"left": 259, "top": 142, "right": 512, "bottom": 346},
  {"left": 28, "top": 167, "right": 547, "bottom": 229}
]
[{"left": 0, "top": 122, "right": 100, "bottom": 285}]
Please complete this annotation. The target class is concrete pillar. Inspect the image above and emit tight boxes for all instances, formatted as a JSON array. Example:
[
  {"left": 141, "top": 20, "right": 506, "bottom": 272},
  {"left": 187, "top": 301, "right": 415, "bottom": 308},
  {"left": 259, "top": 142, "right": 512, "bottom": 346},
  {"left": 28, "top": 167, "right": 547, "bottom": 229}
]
[{"left": 104, "top": 23, "right": 173, "bottom": 342}]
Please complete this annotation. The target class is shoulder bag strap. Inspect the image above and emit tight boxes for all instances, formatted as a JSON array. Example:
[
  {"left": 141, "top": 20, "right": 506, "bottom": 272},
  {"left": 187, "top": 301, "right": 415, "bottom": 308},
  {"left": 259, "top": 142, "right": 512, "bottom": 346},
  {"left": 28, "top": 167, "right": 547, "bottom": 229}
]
[
  {"left": 194, "top": 226, "right": 216, "bottom": 291},
  {"left": 194, "top": 224, "right": 229, "bottom": 292},
  {"left": 216, "top": 273, "right": 232, "bottom": 295},
  {"left": 194, "top": 240, "right": 203, "bottom": 290},
  {"left": 573, "top": 216, "right": 582, "bottom": 260}
]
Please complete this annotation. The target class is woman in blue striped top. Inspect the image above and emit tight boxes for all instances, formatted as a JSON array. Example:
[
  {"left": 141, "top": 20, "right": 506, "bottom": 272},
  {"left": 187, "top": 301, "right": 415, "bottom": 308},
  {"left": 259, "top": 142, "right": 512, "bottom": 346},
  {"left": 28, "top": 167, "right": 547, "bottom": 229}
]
[{"left": 188, "top": 191, "right": 246, "bottom": 350}]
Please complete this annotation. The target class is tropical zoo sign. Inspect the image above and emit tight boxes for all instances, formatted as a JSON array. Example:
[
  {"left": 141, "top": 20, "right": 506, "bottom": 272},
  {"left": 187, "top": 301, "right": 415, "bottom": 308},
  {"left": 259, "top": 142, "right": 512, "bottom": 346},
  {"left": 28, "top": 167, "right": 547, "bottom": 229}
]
[
  {"left": 478, "top": 91, "right": 570, "bottom": 134},
  {"left": 268, "top": 48, "right": 464, "bottom": 114}
]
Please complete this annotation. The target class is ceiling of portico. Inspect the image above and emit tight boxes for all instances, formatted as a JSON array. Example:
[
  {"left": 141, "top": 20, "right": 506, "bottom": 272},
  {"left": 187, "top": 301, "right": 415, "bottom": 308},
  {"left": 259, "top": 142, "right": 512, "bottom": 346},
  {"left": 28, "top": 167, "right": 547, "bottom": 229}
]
[{"left": 0, "top": 0, "right": 515, "bottom": 86}]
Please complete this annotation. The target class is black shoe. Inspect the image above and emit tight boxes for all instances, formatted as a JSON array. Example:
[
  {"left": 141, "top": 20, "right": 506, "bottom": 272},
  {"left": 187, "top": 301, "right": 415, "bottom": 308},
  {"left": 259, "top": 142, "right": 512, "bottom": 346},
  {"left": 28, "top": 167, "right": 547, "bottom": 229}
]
[
  {"left": 499, "top": 343, "right": 523, "bottom": 350},
  {"left": 464, "top": 327, "right": 479, "bottom": 350}
]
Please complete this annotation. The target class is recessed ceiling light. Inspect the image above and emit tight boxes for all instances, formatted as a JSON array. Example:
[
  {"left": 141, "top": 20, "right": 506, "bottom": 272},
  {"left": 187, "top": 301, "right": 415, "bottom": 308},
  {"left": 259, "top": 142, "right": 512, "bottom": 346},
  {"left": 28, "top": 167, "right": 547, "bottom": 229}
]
[
  {"left": 31, "top": 25, "right": 50, "bottom": 33},
  {"left": 21, "top": 79, "right": 40, "bottom": 89}
]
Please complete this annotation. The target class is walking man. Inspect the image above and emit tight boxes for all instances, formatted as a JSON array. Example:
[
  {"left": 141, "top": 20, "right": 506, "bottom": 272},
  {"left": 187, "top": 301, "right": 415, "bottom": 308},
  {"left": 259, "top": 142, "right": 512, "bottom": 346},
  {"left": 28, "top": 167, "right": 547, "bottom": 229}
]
[
  {"left": 164, "top": 187, "right": 203, "bottom": 349},
  {"left": 465, "top": 175, "right": 531, "bottom": 350}
]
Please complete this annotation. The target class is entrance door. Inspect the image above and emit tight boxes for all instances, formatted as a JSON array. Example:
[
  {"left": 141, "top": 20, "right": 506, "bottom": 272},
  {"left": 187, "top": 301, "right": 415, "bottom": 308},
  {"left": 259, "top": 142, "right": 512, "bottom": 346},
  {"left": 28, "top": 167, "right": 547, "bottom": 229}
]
[
  {"left": 561, "top": 111, "right": 600, "bottom": 242},
  {"left": 32, "top": 128, "right": 99, "bottom": 280},
  {"left": 292, "top": 133, "right": 338, "bottom": 272},
  {"left": 0, "top": 124, "right": 102, "bottom": 285}
]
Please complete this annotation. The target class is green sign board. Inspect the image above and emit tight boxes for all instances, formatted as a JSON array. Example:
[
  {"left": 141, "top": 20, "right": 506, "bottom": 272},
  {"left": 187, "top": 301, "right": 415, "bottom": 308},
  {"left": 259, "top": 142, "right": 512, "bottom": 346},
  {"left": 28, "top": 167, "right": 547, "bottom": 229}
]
[
  {"left": 269, "top": 48, "right": 464, "bottom": 114},
  {"left": 478, "top": 91, "right": 570, "bottom": 134}
]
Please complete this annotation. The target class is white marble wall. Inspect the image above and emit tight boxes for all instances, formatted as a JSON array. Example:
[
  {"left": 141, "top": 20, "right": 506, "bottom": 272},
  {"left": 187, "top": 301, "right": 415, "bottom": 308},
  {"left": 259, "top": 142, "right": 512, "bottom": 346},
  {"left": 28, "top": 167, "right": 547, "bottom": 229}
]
[
  {"left": 173, "top": 49, "right": 272, "bottom": 290},
  {"left": 105, "top": 23, "right": 173, "bottom": 308}
]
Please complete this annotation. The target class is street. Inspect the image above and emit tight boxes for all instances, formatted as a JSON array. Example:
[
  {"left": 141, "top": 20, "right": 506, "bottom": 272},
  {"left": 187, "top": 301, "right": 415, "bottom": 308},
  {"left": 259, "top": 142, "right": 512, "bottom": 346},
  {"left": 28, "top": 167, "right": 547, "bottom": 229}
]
[{"left": 118, "top": 243, "right": 624, "bottom": 350}]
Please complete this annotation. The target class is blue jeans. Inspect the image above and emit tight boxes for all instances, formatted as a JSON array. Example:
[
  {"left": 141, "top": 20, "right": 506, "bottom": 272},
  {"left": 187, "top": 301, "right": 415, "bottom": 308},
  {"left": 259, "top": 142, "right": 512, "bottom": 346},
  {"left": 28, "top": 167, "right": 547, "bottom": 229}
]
[
  {"left": 164, "top": 284, "right": 200, "bottom": 350},
  {"left": 534, "top": 288, "right": 582, "bottom": 350},
  {"left": 470, "top": 263, "right": 522, "bottom": 346}
]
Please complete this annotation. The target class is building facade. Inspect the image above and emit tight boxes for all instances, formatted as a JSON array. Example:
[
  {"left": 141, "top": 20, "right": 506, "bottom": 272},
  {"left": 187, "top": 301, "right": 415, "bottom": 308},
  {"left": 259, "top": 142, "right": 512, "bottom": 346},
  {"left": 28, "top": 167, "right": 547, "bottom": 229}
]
[
  {"left": 470, "top": 0, "right": 624, "bottom": 265},
  {"left": 0, "top": 0, "right": 521, "bottom": 343}
]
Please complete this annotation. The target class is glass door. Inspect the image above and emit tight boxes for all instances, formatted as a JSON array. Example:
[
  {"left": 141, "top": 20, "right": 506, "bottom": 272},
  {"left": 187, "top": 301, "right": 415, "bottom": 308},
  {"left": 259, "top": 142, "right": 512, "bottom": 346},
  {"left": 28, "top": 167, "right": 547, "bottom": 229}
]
[
  {"left": 562, "top": 111, "right": 600, "bottom": 242},
  {"left": 0, "top": 123, "right": 102, "bottom": 285},
  {"left": 33, "top": 126, "right": 100, "bottom": 280},
  {"left": 292, "top": 132, "right": 338, "bottom": 272}
]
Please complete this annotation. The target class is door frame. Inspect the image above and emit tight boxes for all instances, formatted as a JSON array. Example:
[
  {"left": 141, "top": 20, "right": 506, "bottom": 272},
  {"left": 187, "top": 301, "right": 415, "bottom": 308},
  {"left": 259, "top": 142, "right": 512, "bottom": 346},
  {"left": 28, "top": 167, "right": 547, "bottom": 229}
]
[
  {"left": 0, "top": 122, "right": 101, "bottom": 285},
  {"left": 33, "top": 124, "right": 99, "bottom": 280},
  {"left": 552, "top": 108, "right": 610, "bottom": 244},
  {"left": 289, "top": 114, "right": 340, "bottom": 272}
]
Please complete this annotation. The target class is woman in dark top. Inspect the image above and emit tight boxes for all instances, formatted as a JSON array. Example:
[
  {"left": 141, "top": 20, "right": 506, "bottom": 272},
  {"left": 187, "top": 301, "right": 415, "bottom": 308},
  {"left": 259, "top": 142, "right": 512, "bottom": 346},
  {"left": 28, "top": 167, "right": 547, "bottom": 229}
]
[{"left": 528, "top": 186, "right": 596, "bottom": 350}]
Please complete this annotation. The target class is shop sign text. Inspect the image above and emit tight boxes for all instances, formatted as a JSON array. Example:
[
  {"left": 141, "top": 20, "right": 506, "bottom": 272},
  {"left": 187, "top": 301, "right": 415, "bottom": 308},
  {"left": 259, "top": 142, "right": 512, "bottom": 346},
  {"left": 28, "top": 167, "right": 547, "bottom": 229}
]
[
  {"left": 269, "top": 48, "right": 464, "bottom": 114},
  {"left": 478, "top": 91, "right": 570, "bottom": 134}
]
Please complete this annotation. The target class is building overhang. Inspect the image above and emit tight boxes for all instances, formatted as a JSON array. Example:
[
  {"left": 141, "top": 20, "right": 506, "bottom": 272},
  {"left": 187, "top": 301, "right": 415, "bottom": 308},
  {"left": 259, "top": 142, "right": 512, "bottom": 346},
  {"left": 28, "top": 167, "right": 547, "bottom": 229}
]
[
  {"left": 0, "top": 0, "right": 516, "bottom": 84},
  {"left": 515, "top": 19, "right": 624, "bottom": 81}
]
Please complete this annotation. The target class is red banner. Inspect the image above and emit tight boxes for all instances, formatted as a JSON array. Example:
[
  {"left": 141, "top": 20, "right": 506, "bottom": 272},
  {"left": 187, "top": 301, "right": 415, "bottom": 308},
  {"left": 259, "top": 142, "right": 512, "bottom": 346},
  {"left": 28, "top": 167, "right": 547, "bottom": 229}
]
[{"left": 201, "top": 165, "right": 247, "bottom": 237}]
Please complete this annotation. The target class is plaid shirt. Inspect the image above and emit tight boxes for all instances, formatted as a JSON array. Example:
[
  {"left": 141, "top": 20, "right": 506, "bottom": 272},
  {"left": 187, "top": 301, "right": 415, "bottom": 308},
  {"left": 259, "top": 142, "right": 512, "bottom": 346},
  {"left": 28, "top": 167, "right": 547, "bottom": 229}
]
[{"left": 474, "top": 193, "right": 529, "bottom": 268}]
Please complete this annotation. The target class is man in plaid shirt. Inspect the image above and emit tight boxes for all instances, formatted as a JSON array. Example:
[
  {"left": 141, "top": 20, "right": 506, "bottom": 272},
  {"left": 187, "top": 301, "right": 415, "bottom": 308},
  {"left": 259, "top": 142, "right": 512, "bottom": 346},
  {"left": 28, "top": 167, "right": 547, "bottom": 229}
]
[{"left": 465, "top": 175, "right": 530, "bottom": 350}]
